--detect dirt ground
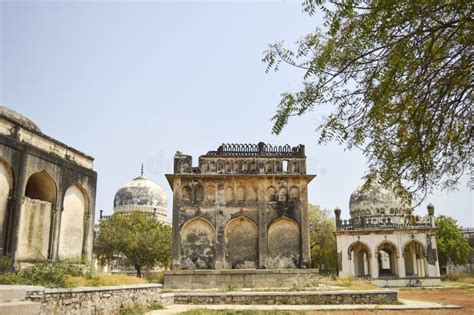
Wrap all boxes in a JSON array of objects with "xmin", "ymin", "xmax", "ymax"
[{"xmin": 306, "ymin": 287, "xmax": 474, "ymax": 315}]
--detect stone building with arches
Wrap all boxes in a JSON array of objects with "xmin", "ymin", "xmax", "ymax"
[
  {"xmin": 0, "ymin": 106, "xmax": 97, "ymax": 266},
  {"xmin": 164, "ymin": 143, "xmax": 316, "ymax": 288},
  {"xmin": 334, "ymin": 181, "xmax": 441, "ymax": 287}
]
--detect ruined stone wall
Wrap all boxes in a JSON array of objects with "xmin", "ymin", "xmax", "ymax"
[
  {"xmin": 0, "ymin": 122, "xmax": 97, "ymax": 264},
  {"xmin": 167, "ymin": 143, "xmax": 315, "ymax": 271}
]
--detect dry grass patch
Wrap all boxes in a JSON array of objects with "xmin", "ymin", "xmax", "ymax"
[
  {"xmin": 65, "ymin": 274, "xmax": 149, "ymax": 287},
  {"xmin": 319, "ymin": 275, "xmax": 377, "ymax": 290}
]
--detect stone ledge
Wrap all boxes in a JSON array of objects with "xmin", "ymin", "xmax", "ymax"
[{"xmin": 165, "ymin": 269, "xmax": 319, "ymax": 275}]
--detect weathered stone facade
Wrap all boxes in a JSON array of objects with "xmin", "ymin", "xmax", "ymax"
[
  {"xmin": 0, "ymin": 106, "xmax": 97, "ymax": 264},
  {"xmin": 334, "ymin": 181, "xmax": 441, "ymax": 287},
  {"xmin": 166, "ymin": 143, "xmax": 315, "ymax": 270}
]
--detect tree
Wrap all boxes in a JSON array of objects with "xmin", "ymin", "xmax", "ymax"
[
  {"xmin": 435, "ymin": 215, "xmax": 472, "ymax": 268},
  {"xmin": 308, "ymin": 204, "xmax": 337, "ymax": 272},
  {"xmin": 263, "ymin": 0, "xmax": 472, "ymax": 204},
  {"xmin": 94, "ymin": 213, "xmax": 172, "ymax": 277}
]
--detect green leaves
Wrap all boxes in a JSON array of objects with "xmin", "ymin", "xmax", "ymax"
[
  {"xmin": 94, "ymin": 213, "xmax": 172, "ymax": 277},
  {"xmin": 309, "ymin": 204, "xmax": 337, "ymax": 271},
  {"xmin": 435, "ymin": 216, "xmax": 473, "ymax": 268},
  {"xmin": 263, "ymin": 0, "xmax": 473, "ymax": 204}
]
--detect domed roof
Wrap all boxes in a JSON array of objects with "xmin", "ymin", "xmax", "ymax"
[
  {"xmin": 113, "ymin": 174, "xmax": 168, "ymax": 216},
  {"xmin": 349, "ymin": 180, "xmax": 408, "ymax": 218},
  {"xmin": 0, "ymin": 106, "xmax": 41, "ymax": 133}
]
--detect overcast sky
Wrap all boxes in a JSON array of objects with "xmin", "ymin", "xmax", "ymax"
[{"xmin": 1, "ymin": 1, "xmax": 472, "ymax": 226}]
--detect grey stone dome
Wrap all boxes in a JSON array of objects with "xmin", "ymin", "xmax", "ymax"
[
  {"xmin": 0, "ymin": 106, "xmax": 41, "ymax": 132},
  {"xmin": 349, "ymin": 181, "xmax": 408, "ymax": 218},
  {"xmin": 113, "ymin": 175, "xmax": 168, "ymax": 216}
]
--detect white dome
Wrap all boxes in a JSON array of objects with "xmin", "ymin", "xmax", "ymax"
[
  {"xmin": 349, "ymin": 181, "xmax": 408, "ymax": 218},
  {"xmin": 113, "ymin": 175, "xmax": 168, "ymax": 216}
]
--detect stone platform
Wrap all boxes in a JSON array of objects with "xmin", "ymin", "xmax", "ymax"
[
  {"xmin": 164, "ymin": 269, "xmax": 319, "ymax": 289},
  {"xmin": 172, "ymin": 290, "xmax": 398, "ymax": 305}
]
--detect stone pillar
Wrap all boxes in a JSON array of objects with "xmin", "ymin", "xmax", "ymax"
[
  {"xmin": 50, "ymin": 176, "xmax": 63, "ymax": 261},
  {"xmin": 215, "ymin": 181, "xmax": 226, "ymax": 270},
  {"xmin": 300, "ymin": 183, "xmax": 311, "ymax": 268},
  {"xmin": 82, "ymin": 187, "xmax": 96, "ymax": 263},
  {"xmin": 257, "ymin": 181, "xmax": 268, "ymax": 268},
  {"xmin": 171, "ymin": 177, "xmax": 182, "ymax": 270},
  {"xmin": 370, "ymin": 253, "xmax": 379, "ymax": 278},
  {"xmin": 397, "ymin": 255, "xmax": 406, "ymax": 278}
]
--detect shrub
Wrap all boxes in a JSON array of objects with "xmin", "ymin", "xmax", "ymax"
[{"xmin": 143, "ymin": 271, "xmax": 164, "ymax": 284}]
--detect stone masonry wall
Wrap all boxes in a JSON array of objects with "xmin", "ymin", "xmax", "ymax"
[{"xmin": 25, "ymin": 284, "xmax": 170, "ymax": 315}]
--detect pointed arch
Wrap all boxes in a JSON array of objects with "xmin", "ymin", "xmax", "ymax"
[
  {"xmin": 224, "ymin": 216, "xmax": 258, "ymax": 268},
  {"xmin": 348, "ymin": 240, "xmax": 371, "ymax": 277},
  {"xmin": 0, "ymin": 159, "xmax": 13, "ymax": 254},
  {"xmin": 403, "ymin": 240, "xmax": 427, "ymax": 277},
  {"xmin": 58, "ymin": 184, "xmax": 88, "ymax": 259},
  {"xmin": 17, "ymin": 170, "xmax": 57, "ymax": 261},
  {"xmin": 267, "ymin": 216, "xmax": 300, "ymax": 268},
  {"xmin": 376, "ymin": 240, "xmax": 399, "ymax": 276},
  {"xmin": 266, "ymin": 186, "xmax": 276, "ymax": 202},
  {"xmin": 180, "ymin": 217, "xmax": 215, "ymax": 269}
]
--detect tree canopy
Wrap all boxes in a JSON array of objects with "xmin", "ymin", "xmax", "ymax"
[
  {"xmin": 435, "ymin": 215, "xmax": 472, "ymax": 268},
  {"xmin": 94, "ymin": 213, "xmax": 172, "ymax": 277},
  {"xmin": 263, "ymin": 0, "xmax": 472, "ymax": 203},
  {"xmin": 308, "ymin": 204, "xmax": 337, "ymax": 272}
]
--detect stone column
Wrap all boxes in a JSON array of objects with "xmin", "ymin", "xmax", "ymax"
[
  {"xmin": 300, "ymin": 183, "xmax": 311, "ymax": 268},
  {"xmin": 171, "ymin": 177, "xmax": 182, "ymax": 270},
  {"xmin": 397, "ymin": 255, "xmax": 406, "ymax": 278},
  {"xmin": 214, "ymin": 181, "xmax": 226, "ymax": 270},
  {"xmin": 370, "ymin": 253, "xmax": 379, "ymax": 278},
  {"xmin": 257, "ymin": 181, "xmax": 267, "ymax": 268},
  {"xmin": 50, "ymin": 174, "xmax": 63, "ymax": 261}
]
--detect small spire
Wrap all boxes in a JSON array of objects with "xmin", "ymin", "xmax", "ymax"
[{"xmin": 141, "ymin": 163, "xmax": 144, "ymax": 176}]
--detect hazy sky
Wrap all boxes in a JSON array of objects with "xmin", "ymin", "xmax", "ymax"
[{"xmin": 1, "ymin": 1, "xmax": 472, "ymax": 226}]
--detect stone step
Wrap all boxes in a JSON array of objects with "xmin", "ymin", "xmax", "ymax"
[
  {"xmin": 0, "ymin": 301, "xmax": 41, "ymax": 315},
  {"xmin": 0, "ymin": 286, "xmax": 27, "ymax": 302}
]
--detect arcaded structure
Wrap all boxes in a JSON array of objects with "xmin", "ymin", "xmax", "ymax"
[
  {"xmin": 0, "ymin": 106, "xmax": 97, "ymax": 264},
  {"xmin": 334, "ymin": 181, "xmax": 441, "ymax": 287},
  {"xmin": 166, "ymin": 142, "xmax": 315, "ymax": 271}
]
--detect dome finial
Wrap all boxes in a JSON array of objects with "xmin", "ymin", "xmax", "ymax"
[{"xmin": 141, "ymin": 163, "xmax": 144, "ymax": 176}]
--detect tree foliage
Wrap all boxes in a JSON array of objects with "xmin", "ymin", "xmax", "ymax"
[
  {"xmin": 435, "ymin": 215, "xmax": 472, "ymax": 268},
  {"xmin": 263, "ymin": 0, "xmax": 473, "ymax": 204},
  {"xmin": 94, "ymin": 213, "xmax": 172, "ymax": 277},
  {"xmin": 308, "ymin": 204, "xmax": 337, "ymax": 271}
]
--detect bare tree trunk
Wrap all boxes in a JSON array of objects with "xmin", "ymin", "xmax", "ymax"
[{"xmin": 135, "ymin": 264, "xmax": 142, "ymax": 278}]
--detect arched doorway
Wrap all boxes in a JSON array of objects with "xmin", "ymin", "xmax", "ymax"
[
  {"xmin": 377, "ymin": 241, "xmax": 399, "ymax": 277},
  {"xmin": 0, "ymin": 160, "xmax": 13, "ymax": 254},
  {"xmin": 404, "ymin": 240, "xmax": 427, "ymax": 277},
  {"xmin": 348, "ymin": 241, "xmax": 371, "ymax": 277},
  {"xmin": 224, "ymin": 217, "xmax": 258, "ymax": 268},
  {"xmin": 267, "ymin": 217, "xmax": 300, "ymax": 268},
  {"xmin": 17, "ymin": 171, "xmax": 56, "ymax": 261},
  {"xmin": 58, "ymin": 184, "xmax": 87, "ymax": 260},
  {"xmin": 180, "ymin": 218, "xmax": 215, "ymax": 269}
]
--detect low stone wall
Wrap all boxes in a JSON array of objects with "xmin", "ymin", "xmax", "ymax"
[
  {"xmin": 173, "ymin": 290, "xmax": 399, "ymax": 305},
  {"xmin": 25, "ymin": 284, "xmax": 171, "ymax": 315},
  {"xmin": 372, "ymin": 277, "xmax": 442, "ymax": 288},
  {"xmin": 165, "ymin": 269, "xmax": 320, "ymax": 289}
]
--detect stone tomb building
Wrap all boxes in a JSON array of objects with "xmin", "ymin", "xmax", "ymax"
[
  {"xmin": 334, "ymin": 181, "xmax": 441, "ymax": 287},
  {"xmin": 0, "ymin": 106, "xmax": 97, "ymax": 265},
  {"xmin": 166, "ymin": 143, "xmax": 315, "ymax": 272}
]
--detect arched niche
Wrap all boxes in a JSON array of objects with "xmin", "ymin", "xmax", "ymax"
[
  {"xmin": 181, "ymin": 186, "xmax": 191, "ymax": 201},
  {"xmin": 348, "ymin": 241, "xmax": 371, "ymax": 277},
  {"xmin": 0, "ymin": 160, "xmax": 13, "ymax": 253},
  {"xmin": 403, "ymin": 240, "xmax": 427, "ymax": 277},
  {"xmin": 194, "ymin": 184, "xmax": 204, "ymax": 203},
  {"xmin": 265, "ymin": 161, "xmax": 272, "ymax": 173},
  {"xmin": 290, "ymin": 186, "xmax": 300, "ymax": 200},
  {"xmin": 247, "ymin": 185, "xmax": 257, "ymax": 201},
  {"xmin": 209, "ymin": 161, "xmax": 216, "ymax": 172},
  {"xmin": 225, "ymin": 186, "xmax": 234, "ymax": 202},
  {"xmin": 225, "ymin": 161, "xmax": 231, "ymax": 173},
  {"xmin": 180, "ymin": 218, "xmax": 215, "ymax": 269},
  {"xmin": 58, "ymin": 184, "xmax": 87, "ymax": 260},
  {"xmin": 278, "ymin": 187, "xmax": 288, "ymax": 202},
  {"xmin": 267, "ymin": 217, "xmax": 300, "ymax": 268},
  {"xmin": 224, "ymin": 217, "xmax": 258, "ymax": 268},
  {"xmin": 266, "ymin": 186, "xmax": 276, "ymax": 202},
  {"xmin": 17, "ymin": 170, "xmax": 57, "ymax": 261},
  {"xmin": 236, "ymin": 186, "xmax": 246, "ymax": 201},
  {"xmin": 200, "ymin": 162, "xmax": 209, "ymax": 173},
  {"xmin": 233, "ymin": 162, "xmax": 240, "ymax": 173},
  {"xmin": 206, "ymin": 185, "xmax": 216, "ymax": 202}
]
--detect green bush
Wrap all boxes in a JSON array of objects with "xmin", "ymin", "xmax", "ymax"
[
  {"xmin": 143, "ymin": 271, "xmax": 164, "ymax": 284},
  {"xmin": 0, "ymin": 260, "xmax": 91, "ymax": 288}
]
